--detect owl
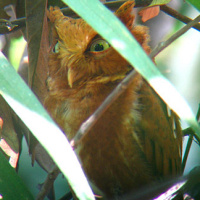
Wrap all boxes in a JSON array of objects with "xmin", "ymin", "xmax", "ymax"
[{"xmin": 45, "ymin": 1, "xmax": 182, "ymax": 199}]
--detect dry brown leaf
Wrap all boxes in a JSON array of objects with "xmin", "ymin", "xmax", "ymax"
[
  {"xmin": 139, "ymin": 6, "xmax": 160, "ymax": 22},
  {"xmin": 26, "ymin": 0, "xmax": 49, "ymax": 99},
  {"xmin": 0, "ymin": 139, "xmax": 19, "ymax": 168},
  {"xmin": 25, "ymin": 0, "xmax": 52, "ymax": 167},
  {"xmin": 0, "ymin": 96, "xmax": 21, "ymax": 168}
]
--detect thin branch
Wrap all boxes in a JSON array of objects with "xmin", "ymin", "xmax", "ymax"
[
  {"xmin": 70, "ymin": 70, "xmax": 137, "ymax": 148},
  {"xmin": 36, "ymin": 166, "xmax": 60, "ymax": 200},
  {"xmin": 160, "ymin": 5, "xmax": 200, "ymax": 32},
  {"xmin": 105, "ymin": 0, "xmax": 153, "ymax": 9},
  {"xmin": 0, "ymin": 1, "xmax": 125, "ymax": 34},
  {"xmin": 182, "ymin": 127, "xmax": 195, "ymax": 137},
  {"xmin": 149, "ymin": 14, "xmax": 200, "ymax": 58},
  {"xmin": 181, "ymin": 134, "xmax": 193, "ymax": 171},
  {"xmin": 4, "ymin": 1, "xmax": 200, "ymax": 34},
  {"xmin": 182, "ymin": 104, "xmax": 200, "ymax": 171}
]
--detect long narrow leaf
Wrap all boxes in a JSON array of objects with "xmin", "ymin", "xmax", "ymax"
[
  {"xmin": 186, "ymin": 0, "xmax": 200, "ymax": 11},
  {"xmin": 0, "ymin": 52, "xmax": 95, "ymax": 200},
  {"xmin": 63, "ymin": 0, "xmax": 200, "ymax": 142},
  {"xmin": 0, "ymin": 151, "xmax": 34, "ymax": 200}
]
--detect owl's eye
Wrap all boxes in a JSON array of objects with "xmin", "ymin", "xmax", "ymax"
[
  {"xmin": 53, "ymin": 42, "xmax": 60, "ymax": 53},
  {"xmin": 90, "ymin": 39, "xmax": 110, "ymax": 52}
]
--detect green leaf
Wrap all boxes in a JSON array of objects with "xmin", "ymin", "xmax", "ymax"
[
  {"xmin": 0, "ymin": 52, "xmax": 95, "ymax": 200},
  {"xmin": 186, "ymin": 0, "xmax": 200, "ymax": 11},
  {"xmin": 148, "ymin": 0, "xmax": 171, "ymax": 7},
  {"xmin": 0, "ymin": 150, "xmax": 34, "ymax": 200},
  {"xmin": 62, "ymin": 0, "xmax": 200, "ymax": 142}
]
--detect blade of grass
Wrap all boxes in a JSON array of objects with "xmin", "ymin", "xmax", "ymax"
[
  {"xmin": 0, "ymin": 52, "xmax": 95, "ymax": 200},
  {"xmin": 62, "ymin": 0, "xmax": 200, "ymax": 143},
  {"xmin": 186, "ymin": 0, "xmax": 200, "ymax": 11},
  {"xmin": 0, "ymin": 150, "xmax": 34, "ymax": 200}
]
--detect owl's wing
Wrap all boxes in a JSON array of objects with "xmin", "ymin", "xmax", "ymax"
[{"xmin": 135, "ymin": 80, "xmax": 182, "ymax": 177}]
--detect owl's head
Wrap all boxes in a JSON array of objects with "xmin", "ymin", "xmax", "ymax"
[{"xmin": 47, "ymin": 1, "xmax": 150, "ymax": 89}]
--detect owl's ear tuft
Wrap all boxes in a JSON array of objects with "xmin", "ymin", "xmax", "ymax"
[
  {"xmin": 115, "ymin": 1, "xmax": 135, "ymax": 30},
  {"xmin": 115, "ymin": 1, "xmax": 151, "ymax": 54},
  {"xmin": 47, "ymin": 6, "xmax": 64, "ymax": 23},
  {"xmin": 131, "ymin": 25, "xmax": 151, "ymax": 54}
]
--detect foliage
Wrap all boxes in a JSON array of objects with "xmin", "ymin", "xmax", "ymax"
[
  {"xmin": 0, "ymin": 51, "xmax": 94, "ymax": 199},
  {"xmin": 0, "ymin": 150, "xmax": 34, "ymax": 199},
  {"xmin": 0, "ymin": 0, "xmax": 200, "ymax": 199},
  {"xmin": 186, "ymin": 0, "xmax": 200, "ymax": 11}
]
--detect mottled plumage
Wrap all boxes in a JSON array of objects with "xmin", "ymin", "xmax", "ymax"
[{"xmin": 45, "ymin": 1, "xmax": 182, "ymax": 199}]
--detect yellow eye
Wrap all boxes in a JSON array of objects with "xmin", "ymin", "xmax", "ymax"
[
  {"xmin": 90, "ymin": 39, "xmax": 110, "ymax": 52},
  {"xmin": 53, "ymin": 42, "xmax": 60, "ymax": 53}
]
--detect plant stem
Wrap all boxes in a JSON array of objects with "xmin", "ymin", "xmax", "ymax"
[
  {"xmin": 150, "ymin": 15, "xmax": 200, "ymax": 58},
  {"xmin": 70, "ymin": 70, "xmax": 137, "ymax": 148},
  {"xmin": 2, "ymin": 2, "xmax": 200, "ymax": 34},
  {"xmin": 160, "ymin": 5, "xmax": 200, "ymax": 31},
  {"xmin": 36, "ymin": 166, "xmax": 60, "ymax": 200},
  {"xmin": 182, "ymin": 104, "xmax": 200, "ymax": 171}
]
